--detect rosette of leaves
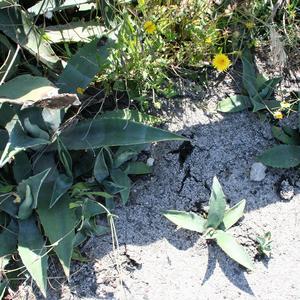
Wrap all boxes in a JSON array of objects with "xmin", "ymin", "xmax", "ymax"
[
  {"xmin": 0, "ymin": 77, "xmax": 184, "ymax": 297},
  {"xmin": 163, "ymin": 177, "xmax": 254, "ymax": 271},
  {"xmin": 217, "ymin": 49, "xmax": 282, "ymax": 113}
]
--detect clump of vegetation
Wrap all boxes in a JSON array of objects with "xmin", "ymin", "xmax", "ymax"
[
  {"xmin": 164, "ymin": 177, "xmax": 254, "ymax": 271},
  {"xmin": 256, "ymin": 231, "xmax": 272, "ymax": 258}
]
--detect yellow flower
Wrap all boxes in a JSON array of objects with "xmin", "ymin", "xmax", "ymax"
[
  {"xmin": 245, "ymin": 21, "xmax": 255, "ymax": 30},
  {"xmin": 144, "ymin": 21, "xmax": 156, "ymax": 34},
  {"xmin": 273, "ymin": 111, "xmax": 283, "ymax": 119},
  {"xmin": 76, "ymin": 87, "xmax": 85, "ymax": 95},
  {"xmin": 212, "ymin": 53, "xmax": 231, "ymax": 72},
  {"xmin": 205, "ymin": 37, "xmax": 212, "ymax": 44},
  {"xmin": 280, "ymin": 101, "xmax": 291, "ymax": 109}
]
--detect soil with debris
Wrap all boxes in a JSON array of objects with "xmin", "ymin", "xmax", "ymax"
[{"xmin": 15, "ymin": 53, "xmax": 300, "ymax": 300}]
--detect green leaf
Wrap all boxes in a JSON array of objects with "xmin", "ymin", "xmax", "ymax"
[
  {"xmin": 23, "ymin": 118, "xmax": 49, "ymax": 140},
  {"xmin": 113, "ymin": 145, "xmax": 144, "ymax": 168},
  {"xmin": 37, "ymin": 185, "xmax": 77, "ymax": 277},
  {"xmin": 110, "ymin": 169, "xmax": 131, "ymax": 204},
  {"xmin": 18, "ymin": 217, "xmax": 48, "ymax": 297},
  {"xmin": 272, "ymin": 126, "xmax": 300, "ymax": 145},
  {"xmin": 0, "ymin": 280, "xmax": 8, "ymax": 300},
  {"xmin": 205, "ymin": 177, "xmax": 226, "ymax": 229},
  {"xmin": 163, "ymin": 210, "xmax": 205, "ymax": 233},
  {"xmin": 0, "ymin": 116, "xmax": 50, "ymax": 167},
  {"xmin": 82, "ymin": 199, "xmax": 106, "ymax": 219},
  {"xmin": 242, "ymin": 49, "xmax": 258, "ymax": 99},
  {"xmin": 124, "ymin": 162, "xmax": 152, "ymax": 175},
  {"xmin": 214, "ymin": 230, "xmax": 254, "ymax": 271},
  {"xmin": 17, "ymin": 168, "xmax": 51, "ymax": 219},
  {"xmin": 58, "ymin": 138, "xmax": 72, "ymax": 178},
  {"xmin": 0, "ymin": 7, "xmax": 61, "ymax": 70},
  {"xmin": 0, "ymin": 220, "xmax": 18, "ymax": 257},
  {"xmin": 59, "ymin": 118, "xmax": 186, "ymax": 150},
  {"xmin": 258, "ymin": 77, "xmax": 282, "ymax": 100},
  {"xmin": 49, "ymin": 174, "xmax": 73, "ymax": 208},
  {"xmin": 257, "ymin": 145, "xmax": 300, "ymax": 168},
  {"xmin": 0, "ymin": 75, "xmax": 56, "ymax": 106},
  {"xmin": 222, "ymin": 199, "xmax": 246, "ymax": 230},
  {"xmin": 217, "ymin": 95, "xmax": 251, "ymax": 113},
  {"xmin": 94, "ymin": 148, "xmax": 110, "ymax": 183},
  {"xmin": 45, "ymin": 21, "xmax": 105, "ymax": 43},
  {"xmin": 0, "ymin": 194, "xmax": 18, "ymax": 217},
  {"xmin": 57, "ymin": 37, "xmax": 115, "ymax": 93},
  {"xmin": 13, "ymin": 152, "xmax": 32, "ymax": 183}
]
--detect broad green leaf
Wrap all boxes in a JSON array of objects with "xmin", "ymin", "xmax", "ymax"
[
  {"xmin": 217, "ymin": 95, "xmax": 251, "ymax": 113},
  {"xmin": 0, "ymin": 220, "xmax": 18, "ymax": 257},
  {"xmin": 100, "ymin": 108, "xmax": 161, "ymax": 125},
  {"xmin": 0, "ymin": 280, "xmax": 7, "ymax": 300},
  {"xmin": 0, "ymin": 194, "xmax": 18, "ymax": 217},
  {"xmin": 23, "ymin": 118, "xmax": 49, "ymax": 140},
  {"xmin": 59, "ymin": 118, "xmax": 185, "ymax": 150},
  {"xmin": 0, "ymin": 103, "xmax": 17, "ymax": 127},
  {"xmin": 17, "ymin": 168, "xmax": 51, "ymax": 218},
  {"xmin": 83, "ymin": 199, "xmax": 106, "ymax": 219},
  {"xmin": 49, "ymin": 174, "xmax": 73, "ymax": 208},
  {"xmin": 0, "ymin": 75, "xmax": 56, "ymax": 106},
  {"xmin": 110, "ymin": 169, "xmax": 131, "ymax": 204},
  {"xmin": 113, "ymin": 145, "xmax": 144, "ymax": 168},
  {"xmin": 57, "ymin": 37, "xmax": 115, "ymax": 93},
  {"xmin": 257, "ymin": 145, "xmax": 300, "ymax": 168},
  {"xmin": 102, "ymin": 180, "xmax": 126, "ymax": 195},
  {"xmin": 45, "ymin": 21, "xmax": 105, "ymax": 43},
  {"xmin": 37, "ymin": 185, "xmax": 77, "ymax": 277},
  {"xmin": 214, "ymin": 230, "xmax": 254, "ymax": 270},
  {"xmin": 272, "ymin": 126, "xmax": 300, "ymax": 145},
  {"xmin": 163, "ymin": 210, "xmax": 205, "ymax": 233},
  {"xmin": 13, "ymin": 152, "xmax": 32, "ymax": 183},
  {"xmin": 0, "ymin": 7, "xmax": 61, "ymax": 70},
  {"xmin": 255, "ymin": 74, "xmax": 268, "ymax": 90},
  {"xmin": 18, "ymin": 217, "xmax": 48, "ymax": 297},
  {"xmin": 42, "ymin": 108, "xmax": 65, "ymax": 132},
  {"xmin": 0, "ymin": 129, "xmax": 8, "ymax": 151},
  {"xmin": 73, "ymin": 231, "xmax": 87, "ymax": 248},
  {"xmin": 94, "ymin": 149, "xmax": 110, "ymax": 183},
  {"xmin": 222, "ymin": 199, "xmax": 246, "ymax": 230},
  {"xmin": 58, "ymin": 138, "xmax": 72, "ymax": 178},
  {"xmin": 205, "ymin": 177, "xmax": 226, "ymax": 229},
  {"xmin": 242, "ymin": 49, "xmax": 258, "ymax": 99},
  {"xmin": 258, "ymin": 77, "xmax": 282, "ymax": 100},
  {"xmin": 0, "ymin": 117, "xmax": 50, "ymax": 167},
  {"xmin": 124, "ymin": 162, "xmax": 152, "ymax": 175}
]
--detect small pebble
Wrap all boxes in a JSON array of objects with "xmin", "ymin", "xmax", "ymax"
[
  {"xmin": 280, "ymin": 180, "xmax": 294, "ymax": 200},
  {"xmin": 250, "ymin": 162, "xmax": 267, "ymax": 181},
  {"xmin": 147, "ymin": 157, "xmax": 155, "ymax": 167}
]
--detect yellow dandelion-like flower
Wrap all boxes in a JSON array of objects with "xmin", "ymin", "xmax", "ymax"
[
  {"xmin": 205, "ymin": 37, "xmax": 212, "ymax": 44},
  {"xmin": 144, "ymin": 21, "xmax": 156, "ymax": 34},
  {"xmin": 76, "ymin": 87, "xmax": 85, "ymax": 95},
  {"xmin": 245, "ymin": 21, "xmax": 255, "ymax": 30},
  {"xmin": 273, "ymin": 111, "xmax": 283, "ymax": 119},
  {"xmin": 212, "ymin": 53, "xmax": 231, "ymax": 72}
]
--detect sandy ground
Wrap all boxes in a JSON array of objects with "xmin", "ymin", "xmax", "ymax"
[{"xmin": 15, "ymin": 56, "xmax": 300, "ymax": 300}]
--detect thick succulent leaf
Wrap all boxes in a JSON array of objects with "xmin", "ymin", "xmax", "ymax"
[
  {"xmin": 242, "ymin": 49, "xmax": 258, "ymax": 99},
  {"xmin": 0, "ymin": 75, "xmax": 56, "ymax": 106},
  {"xmin": 124, "ymin": 162, "xmax": 152, "ymax": 175},
  {"xmin": 222, "ymin": 199, "xmax": 246, "ymax": 230},
  {"xmin": 37, "ymin": 185, "xmax": 77, "ymax": 277},
  {"xmin": 0, "ymin": 220, "xmax": 18, "ymax": 257},
  {"xmin": 45, "ymin": 21, "xmax": 105, "ymax": 43},
  {"xmin": 58, "ymin": 139, "xmax": 72, "ymax": 177},
  {"xmin": 205, "ymin": 177, "xmax": 226, "ymax": 229},
  {"xmin": 13, "ymin": 152, "xmax": 32, "ymax": 183},
  {"xmin": 100, "ymin": 108, "xmax": 161, "ymax": 125},
  {"xmin": 0, "ymin": 117, "xmax": 50, "ymax": 167},
  {"xmin": 28, "ymin": 0, "xmax": 93, "ymax": 14},
  {"xmin": 57, "ymin": 37, "xmax": 115, "ymax": 93},
  {"xmin": 258, "ymin": 77, "xmax": 282, "ymax": 100},
  {"xmin": 163, "ymin": 210, "xmax": 205, "ymax": 233},
  {"xmin": 257, "ymin": 145, "xmax": 300, "ymax": 168},
  {"xmin": 272, "ymin": 126, "xmax": 300, "ymax": 145},
  {"xmin": 0, "ymin": 7, "xmax": 61, "ymax": 70},
  {"xmin": 94, "ymin": 148, "xmax": 110, "ymax": 183},
  {"xmin": 217, "ymin": 95, "xmax": 251, "ymax": 113},
  {"xmin": 17, "ymin": 168, "xmax": 51, "ymax": 212},
  {"xmin": 18, "ymin": 217, "xmax": 48, "ymax": 297},
  {"xmin": 49, "ymin": 174, "xmax": 73, "ymax": 208},
  {"xmin": 110, "ymin": 169, "xmax": 131, "ymax": 204},
  {"xmin": 214, "ymin": 230, "xmax": 254, "ymax": 271},
  {"xmin": 60, "ymin": 118, "xmax": 185, "ymax": 150}
]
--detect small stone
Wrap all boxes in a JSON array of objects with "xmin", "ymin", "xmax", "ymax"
[
  {"xmin": 280, "ymin": 180, "xmax": 294, "ymax": 200},
  {"xmin": 250, "ymin": 162, "xmax": 267, "ymax": 181},
  {"xmin": 147, "ymin": 157, "xmax": 155, "ymax": 167}
]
